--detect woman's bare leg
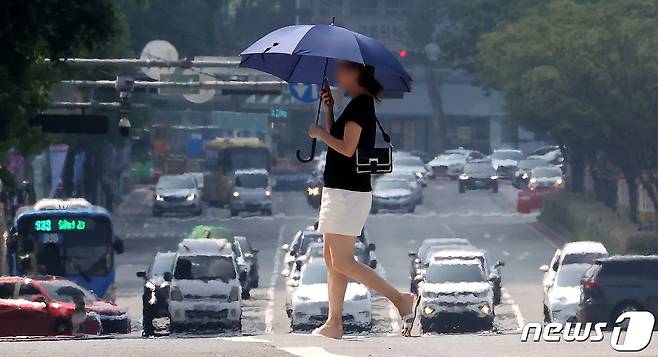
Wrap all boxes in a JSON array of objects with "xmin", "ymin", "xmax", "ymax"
[
  {"xmin": 315, "ymin": 237, "xmax": 348, "ymax": 339},
  {"xmin": 324, "ymin": 234, "xmax": 415, "ymax": 330}
]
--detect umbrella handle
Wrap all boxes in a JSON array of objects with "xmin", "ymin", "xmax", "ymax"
[{"xmin": 296, "ymin": 139, "xmax": 317, "ymax": 163}]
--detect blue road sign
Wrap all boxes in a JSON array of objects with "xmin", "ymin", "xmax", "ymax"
[{"xmin": 289, "ymin": 83, "xmax": 320, "ymax": 103}]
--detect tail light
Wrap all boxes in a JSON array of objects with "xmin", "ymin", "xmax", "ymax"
[
  {"xmin": 170, "ymin": 286, "xmax": 183, "ymax": 301},
  {"xmin": 228, "ymin": 287, "xmax": 239, "ymax": 303},
  {"xmin": 582, "ymin": 279, "xmax": 599, "ymax": 289}
]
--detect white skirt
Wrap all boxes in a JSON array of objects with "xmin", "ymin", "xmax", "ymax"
[{"xmin": 318, "ymin": 187, "xmax": 372, "ymax": 236}]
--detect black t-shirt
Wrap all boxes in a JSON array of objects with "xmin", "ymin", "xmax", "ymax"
[{"xmin": 323, "ymin": 95, "xmax": 376, "ymax": 192}]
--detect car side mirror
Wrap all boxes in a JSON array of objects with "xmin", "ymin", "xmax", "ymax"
[
  {"xmin": 136, "ymin": 271, "xmax": 146, "ymax": 279},
  {"xmin": 31, "ymin": 295, "xmax": 47, "ymax": 303},
  {"xmin": 408, "ymin": 252, "xmax": 417, "ymax": 258},
  {"xmin": 280, "ymin": 244, "xmax": 289, "ymax": 251},
  {"xmin": 552, "ymin": 261, "xmax": 559, "ymax": 272},
  {"xmin": 295, "ymin": 260, "xmax": 303, "ymax": 271},
  {"xmin": 488, "ymin": 272, "xmax": 500, "ymax": 282},
  {"xmin": 494, "ymin": 260, "xmax": 505, "ymax": 268},
  {"xmin": 252, "ymin": 248, "xmax": 259, "ymax": 254},
  {"xmin": 163, "ymin": 272, "xmax": 173, "ymax": 282},
  {"xmin": 369, "ymin": 259, "xmax": 378, "ymax": 269},
  {"xmin": 539, "ymin": 265, "xmax": 549, "ymax": 273},
  {"xmin": 368, "ymin": 243, "xmax": 376, "ymax": 251},
  {"xmin": 113, "ymin": 238, "xmax": 125, "ymax": 254},
  {"xmin": 281, "ymin": 269, "xmax": 290, "ymax": 278}
]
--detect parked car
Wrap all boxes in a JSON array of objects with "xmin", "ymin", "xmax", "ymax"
[
  {"xmin": 512, "ymin": 158, "xmax": 549, "ymax": 188},
  {"xmin": 528, "ymin": 166, "xmax": 564, "ymax": 190},
  {"xmin": 287, "ymin": 261, "xmax": 372, "ymax": 331},
  {"xmin": 459, "ymin": 161, "xmax": 499, "ymax": 193},
  {"xmin": 418, "ymin": 259, "xmax": 495, "ymax": 332},
  {"xmin": 527, "ymin": 146, "xmax": 564, "ymax": 168},
  {"xmin": 491, "ymin": 149, "xmax": 523, "ymax": 179},
  {"xmin": 372, "ymin": 178, "xmax": 418, "ymax": 213},
  {"xmin": 543, "ymin": 263, "xmax": 591, "ymax": 323},
  {"xmin": 0, "ymin": 276, "xmax": 127, "ymax": 336},
  {"xmin": 540, "ymin": 241, "xmax": 608, "ymax": 295},
  {"xmin": 153, "ymin": 174, "xmax": 203, "ymax": 217},
  {"xmin": 137, "ymin": 252, "xmax": 176, "ymax": 337},
  {"xmin": 408, "ymin": 238, "xmax": 474, "ymax": 294},
  {"xmin": 578, "ymin": 255, "xmax": 658, "ymax": 327},
  {"xmin": 230, "ymin": 169, "xmax": 272, "ymax": 216},
  {"xmin": 168, "ymin": 239, "xmax": 242, "ymax": 332},
  {"xmin": 426, "ymin": 149, "xmax": 485, "ymax": 179}
]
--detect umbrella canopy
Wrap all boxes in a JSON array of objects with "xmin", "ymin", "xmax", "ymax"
[{"xmin": 240, "ymin": 24, "xmax": 412, "ymax": 92}]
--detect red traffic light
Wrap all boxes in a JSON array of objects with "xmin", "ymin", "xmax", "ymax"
[{"xmin": 399, "ymin": 49, "xmax": 408, "ymax": 58}]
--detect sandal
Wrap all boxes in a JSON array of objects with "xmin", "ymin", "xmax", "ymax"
[{"xmin": 401, "ymin": 294, "xmax": 421, "ymax": 337}]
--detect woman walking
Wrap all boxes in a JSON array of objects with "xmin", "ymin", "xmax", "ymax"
[{"xmin": 308, "ymin": 61, "xmax": 417, "ymax": 339}]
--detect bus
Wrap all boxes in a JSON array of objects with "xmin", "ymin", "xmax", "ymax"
[
  {"xmin": 8, "ymin": 198, "xmax": 124, "ymax": 301},
  {"xmin": 204, "ymin": 137, "xmax": 270, "ymax": 206}
]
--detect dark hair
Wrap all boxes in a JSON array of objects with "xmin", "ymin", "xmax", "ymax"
[{"xmin": 345, "ymin": 62, "xmax": 383, "ymax": 101}]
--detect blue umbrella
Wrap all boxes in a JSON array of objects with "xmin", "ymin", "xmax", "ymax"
[{"xmin": 240, "ymin": 20, "xmax": 412, "ymax": 162}]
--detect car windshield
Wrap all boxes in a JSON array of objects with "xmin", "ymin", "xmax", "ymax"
[
  {"xmin": 518, "ymin": 159, "xmax": 548, "ymax": 170},
  {"xmin": 395, "ymin": 157, "xmax": 423, "ymax": 166},
  {"xmin": 375, "ymin": 180, "xmax": 410, "ymax": 191},
  {"xmin": 301, "ymin": 264, "xmax": 328, "ymax": 285},
  {"xmin": 556, "ymin": 264, "xmax": 591, "ymax": 287},
  {"xmin": 308, "ymin": 245, "xmax": 324, "ymax": 258},
  {"xmin": 426, "ymin": 263, "xmax": 485, "ymax": 283},
  {"xmin": 158, "ymin": 176, "xmax": 196, "ymax": 189},
  {"xmin": 464, "ymin": 163, "xmax": 495, "ymax": 175},
  {"xmin": 531, "ymin": 167, "xmax": 562, "ymax": 178},
  {"xmin": 492, "ymin": 151, "xmax": 523, "ymax": 161},
  {"xmin": 298, "ymin": 233, "xmax": 323, "ymax": 255},
  {"xmin": 41, "ymin": 281, "xmax": 96, "ymax": 303},
  {"xmin": 173, "ymin": 255, "xmax": 236, "ymax": 281},
  {"xmin": 150, "ymin": 254, "xmax": 175, "ymax": 277},
  {"xmin": 562, "ymin": 252, "xmax": 607, "ymax": 265},
  {"xmin": 235, "ymin": 173, "xmax": 268, "ymax": 188}
]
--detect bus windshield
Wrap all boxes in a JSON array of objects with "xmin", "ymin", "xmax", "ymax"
[{"xmin": 17, "ymin": 215, "xmax": 113, "ymax": 277}]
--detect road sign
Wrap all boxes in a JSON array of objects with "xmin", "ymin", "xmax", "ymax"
[{"xmin": 289, "ymin": 82, "xmax": 320, "ymax": 103}]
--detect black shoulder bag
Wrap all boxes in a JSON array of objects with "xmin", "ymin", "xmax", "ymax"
[{"xmin": 355, "ymin": 116, "xmax": 393, "ymax": 174}]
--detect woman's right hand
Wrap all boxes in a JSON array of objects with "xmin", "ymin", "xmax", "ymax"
[{"xmin": 320, "ymin": 86, "xmax": 334, "ymax": 113}]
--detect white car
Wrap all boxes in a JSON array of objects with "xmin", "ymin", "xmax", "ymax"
[
  {"xmin": 543, "ymin": 263, "xmax": 591, "ymax": 323},
  {"xmin": 288, "ymin": 261, "xmax": 372, "ymax": 331},
  {"xmin": 540, "ymin": 241, "xmax": 608, "ymax": 293},
  {"xmin": 491, "ymin": 149, "xmax": 523, "ymax": 179},
  {"xmin": 426, "ymin": 149, "xmax": 485, "ymax": 179},
  {"xmin": 528, "ymin": 166, "xmax": 564, "ymax": 190},
  {"xmin": 168, "ymin": 239, "xmax": 242, "ymax": 332},
  {"xmin": 419, "ymin": 259, "xmax": 495, "ymax": 332},
  {"xmin": 393, "ymin": 155, "xmax": 429, "ymax": 186}
]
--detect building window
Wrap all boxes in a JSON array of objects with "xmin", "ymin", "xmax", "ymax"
[{"xmin": 351, "ymin": 0, "xmax": 379, "ymax": 15}]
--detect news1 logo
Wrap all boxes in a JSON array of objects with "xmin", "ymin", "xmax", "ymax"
[{"xmin": 521, "ymin": 311, "xmax": 655, "ymax": 352}]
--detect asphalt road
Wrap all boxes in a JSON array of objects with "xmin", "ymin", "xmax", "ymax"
[{"xmin": 3, "ymin": 179, "xmax": 657, "ymax": 356}]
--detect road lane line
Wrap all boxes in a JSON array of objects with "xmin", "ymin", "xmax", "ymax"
[
  {"xmin": 281, "ymin": 347, "xmax": 352, "ymax": 357},
  {"xmin": 526, "ymin": 223, "xmax": 559, "ymax": 249},
  {"xmin": 501, "ymin": 287, "xmax": 526, "ymax": 332},
  {"xmin": 441, "ymin": 222, "xmax": 456, "ymax": 236},
  {"xmin": 265, "ymin": 224, "xmax": 287, "ymax": 334}
]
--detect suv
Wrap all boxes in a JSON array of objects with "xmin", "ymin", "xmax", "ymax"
[
  {"xmin": 577, "ymin": 256, "xmax": 658, "ymax": 326},
  {"xmin": 229, "ymin": 169, "xmax": 272, "ymax": 216},
  {"xmin": 153, "ymin": 175, "xmax": 203, "ymax": 216}
]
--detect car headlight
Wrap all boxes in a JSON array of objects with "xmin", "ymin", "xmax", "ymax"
[
  {"xmin": 186, "ymin": 194, "xmax": 196, "ymax": 201},
  {"xmin": 480, "ymin": 303, "xmax": 491, "ymax": 315},
  {"xmin": 353, "ymin": 293, "xmax": 369, "ymax": 301},
  {"xmin": 265, "ymin": 190, "xmax": 272, "ymax": 197},
  {"xmin": 529, "ymin": 178, "xmax": 538, "ymax": 184},
  {"xmin": 307, "ymin": 187, "xmax": 320, "ymax": 196},
  {"xmin": 415, "ymin": 171, "xmax": 423, "ymax": 178},
  {"xmin": 554, "ymin": 178, "xmax": 563, "ymax": 186},
  {"xmin": 232, "ymin": 191, "xmax": 240, "ymax": 198},
  {"xmin": 522, "ymin": 173, "xmax": 529, "ymax": 179},
  {"xmin": 459, "ymin": 174, "xmax": 469, "ymax": 180},
  {"xmin": 155, "ymin": 194, "xmax": 164, "ymax": 201},
  {"xmin": 490, "ymin": 175, "xmax": 498, "ymax": 180},
  {"xmin": 424, "ymin": 306, "xmax": 435, "ymax": 315}
]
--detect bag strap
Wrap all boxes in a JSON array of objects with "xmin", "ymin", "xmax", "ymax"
[{"xmin": 373, "ymin": 116, "xmax": 392, "ymax": 146}]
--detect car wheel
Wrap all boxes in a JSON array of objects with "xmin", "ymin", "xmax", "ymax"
[
  {"xmin": 53, "ymin": 319, "xmax": 72, "ymax": 335},
  {"xmin": 543, "ymin": 305, "xmax": 551, "ymax": 323},
  {"xmin": 152, "ymin": 210, "xmax": 162, "ymax": 217},
  {"xmin": 459, "ymin": 185, "xmax": 465, "ymax": 193},
  {"xmin": 230, "ymin": 209, "xmax": 238, "ymax": 217},
  {"xmin": 492, "ymin": 185, "xmax": 499, "ymax": 193},
  {"xmin": 262, "ymin": 209, "xmax": 272, "ymax": 216},
  {"xmin": 611, "ymin": 302, "xmax": 641, "ymax": 328},
  {"xmin": 371, "ymin": 207, "xmax": 378, "ymax": 214},
  {"xmin": 195, "ymin": 208, "xmax": 203, "ymax": 216},
  {"xmin": 251, "ymin": 273, "xmax": 259, "ymax": 288},
  {"xmin": 420, "ymin": 317, "xmax": 432, "ymax": 333},
  {"xmin": 481, "ymin": 317, "xmax": 494, "ymax": 331},
  {"xmin": 408, "ymin": 205, "xmax": 416, "ymax": 213},
  {"xmin": 241, "ymin": 289, "xmax": 251, "ymax": 300},
  {"xmin": 493, "ymin": 289, "xmax": 501, "ymax": 305}
]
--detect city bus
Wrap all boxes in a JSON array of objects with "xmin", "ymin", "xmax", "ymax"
[
  {"xmin": 8, "ymin": 198, "xmax": 124, "ymax": 301},
  {"xmin": 204, "ymin": 137, "xmax": 270, "ymax": 206}
]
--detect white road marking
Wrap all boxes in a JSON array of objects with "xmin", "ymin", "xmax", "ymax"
[
  {"xmin": 441, "ymin": 222, "xmax": 456, "ymax": 236},
  {"xmin": 265, "ymin": 224, "xmax": 287, "ymax": 334},
  {"xmin": 281, "ymin": 347, "xmax": 352, "ymax": 357},
  {"xmin": 501, "ymin": 287, "xmax": 526, "ymax": 332},
  {"xmin": 375, "ymin": 263, "xmax": 400, "ymax": 333},
  {"xmin": 219, "ymin": 336, "xmax": 270, "ymax": 343}
]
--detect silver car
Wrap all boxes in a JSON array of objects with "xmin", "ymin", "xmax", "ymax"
[
  {"xmin": 229, "ymin": 169, "xmax": 273, "ymax": 216},
  {"xmin": 153, "ymin": 175, "xmax": 202, "ymax": 216},
  {"xmin": 372, "ymin": 178, "xmax": 418, "ymax": 213}
]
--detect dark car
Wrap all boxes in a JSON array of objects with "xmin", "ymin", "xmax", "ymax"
[
  {"xmin": 512, "ymin": 158, "xmax": 548, "ymax": 188},
  {"xmin": 305, "ymin": 176, "xmax": 322, "ymax": 209},
  {"xmin": 137, "ymin": 252, "xmax": 176, "ymax": 337},
  {"xmin": 458, "ymin": 161, "xmax": 499, "ymax": 193},
  {"xmin": 408, "ymin": 238, "xmax": 474, "ymax": 294},
  {"xmin": 234, "ymin": 235, "xmax": 260, "ymax": 288},
  {"xmin": 577, "ymin": 255, "xmax": 658, "ymax": 327}
]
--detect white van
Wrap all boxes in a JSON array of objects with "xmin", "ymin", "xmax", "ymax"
[{"xmin": 168, "ymin": 239, "xmax": 242, "ymax": 332}]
